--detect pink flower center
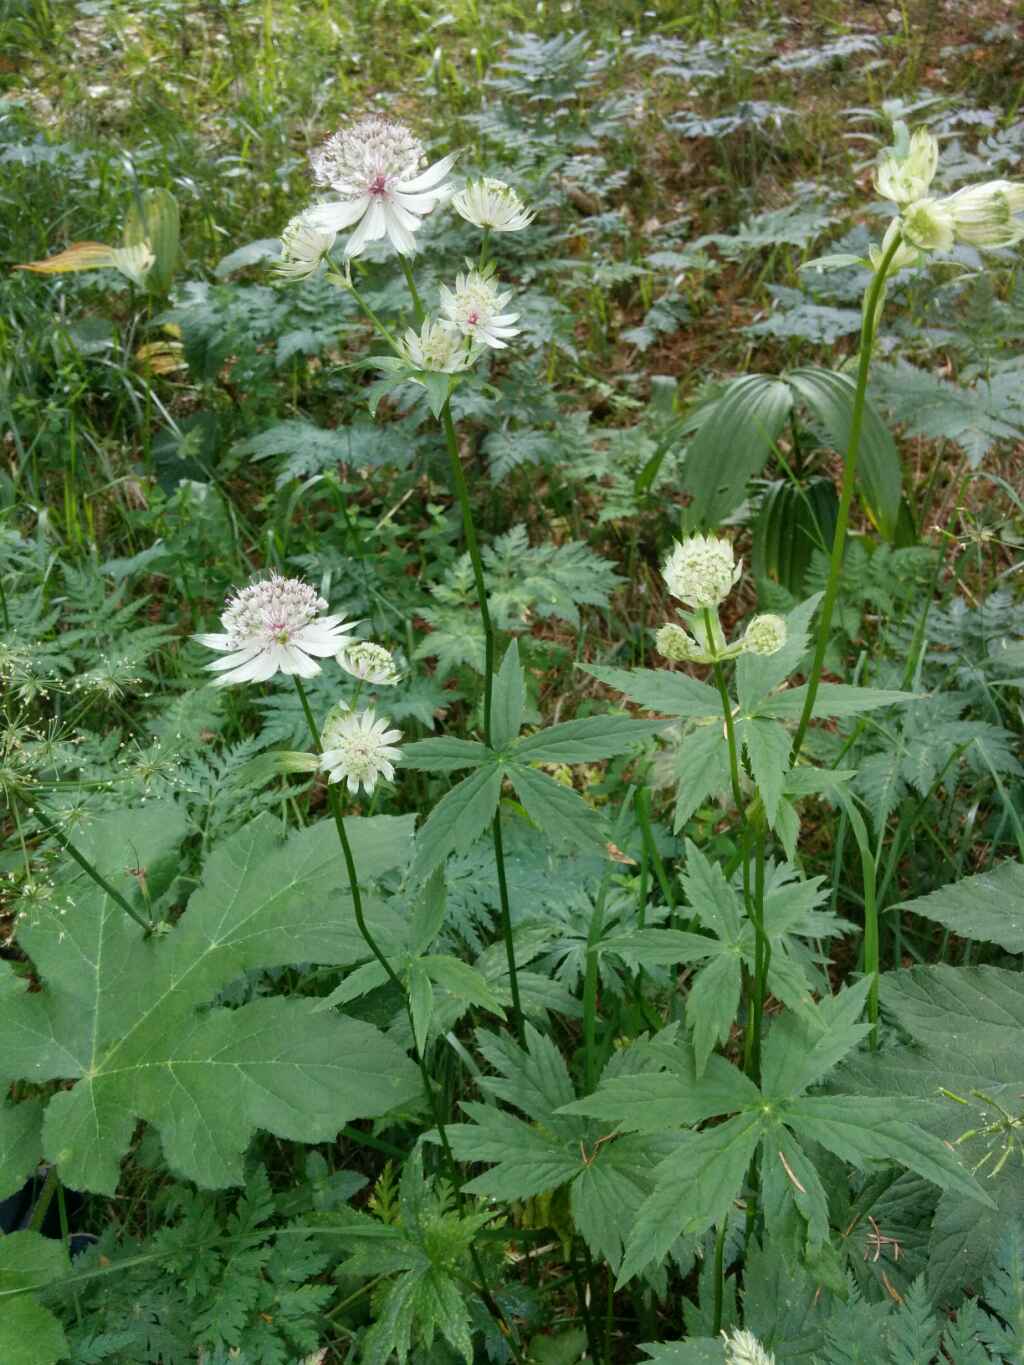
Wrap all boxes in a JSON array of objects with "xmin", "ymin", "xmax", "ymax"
[
  {"xmin": 466, "ymin": 309, "xmax": 480, "ymax": 326},
  {"xmin": 368, "ymin": 174, "xmax": 389, "ymax": 197}
]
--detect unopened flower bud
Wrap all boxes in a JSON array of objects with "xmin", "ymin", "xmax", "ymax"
[
  {"xmin": 656, "ymin": 623, "xmax": 702, "ymax": 662},
  {"xmin": 743, "ymin": 614, "xmax": 787, "ymax": 657},
  {"xmin": 941, "ymin": 179, "xmax": 1024, "ymax": 248}
]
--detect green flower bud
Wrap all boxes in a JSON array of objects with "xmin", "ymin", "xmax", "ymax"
[{"xmin": 743, "ymin": 614, "xmax": 787, "ymax": 657}]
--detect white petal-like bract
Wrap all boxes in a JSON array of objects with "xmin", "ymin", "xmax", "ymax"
[{"xmin": 321, "ymin": 705, "xmax": 403, "ymax": 795}]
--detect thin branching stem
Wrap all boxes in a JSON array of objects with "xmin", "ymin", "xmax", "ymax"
[{"xmin": 790, "ymin": 230, "xmax": 905, "ymax": 761}]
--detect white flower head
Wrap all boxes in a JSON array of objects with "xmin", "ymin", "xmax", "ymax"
[
  {"xmin": 875, "ymin": 126, "xmax": 938, "ymax": 206},
  {"xmin": 399, "ymin": 318, "xmax": 478, "ymax": 373},
  {"xmin": 275, "ymin": 214, "xmax": 336, "ymax": 281},
  {"xmin": 743, "ymin": 613, "xmax": 788, "ymax": 657},
  {"xmin": 452, "ymin": 178, "xmax": 535, "ymax": 232},
  {"xmin": 663, "ymin": 534, "xmax": 741, "ymax": 610},
  {"xmin": 194, "ymin": 574, "xmax": 355, "ymax": 687},
  {"xmin": 900, "ymin": 196, "xmax": 955, "ymax": 253},
  {"xmin": 940, "ymin": 179, "xmax": 1024, "ymax": 248},
  {"xmin": 304, "ymin": 115, "xmax": 457, "ymax": 258},
  {"xmin": 338, "ymin": 641, "xmax": 402, "ymax": 686},
  {"xmin": 439, "ymin": 266, "xmax": 520, "ymax": 349},
  {"xmin": 722, "ymin": 1328, "xmax": 775, "ymax": 1365},
  {"xmin": 321, "ymin": 705, "xmax": 402, "ymax": 795}
]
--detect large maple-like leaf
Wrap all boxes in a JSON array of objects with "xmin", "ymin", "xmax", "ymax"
[{"xmin": 0, "ymin": 803, "xmax": 420, "ymax": 1195}]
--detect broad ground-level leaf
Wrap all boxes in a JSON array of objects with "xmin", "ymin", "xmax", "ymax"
[
  {"xmin": 894, "ymin": 860, "xmax": 1024, "ymax": 953},
  {"xmin": 839, "ymin": 965, "xmax": 1024, "ymax": 1304},
  {"xmin": 0, "ymin": 1095, "xmax": 42, "ymax": 1201},
  {"xmin": 0, "ymin": 1231, "xmax": 70, "ymax": 1365},
  {"xmin": 0, "ymin": 805, "xmax": 419, "ymax": 1194}
]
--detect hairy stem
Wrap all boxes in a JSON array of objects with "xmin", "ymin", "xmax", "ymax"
[{"xmin": 789, "ymin": 231, "xmax": 904, "ymax": 761}]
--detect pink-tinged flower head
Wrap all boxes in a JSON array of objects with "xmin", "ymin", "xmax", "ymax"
[
  {"xmin": 303, "ymin": 116, "xmax": 457, "ymax": 258},
  {"xmin": 439, "ymin": 267, "xmax": 520, "ymax": 350},
  {"xmin": 194, "ymin": 574, "xmax": 355, "ymax": 686}
]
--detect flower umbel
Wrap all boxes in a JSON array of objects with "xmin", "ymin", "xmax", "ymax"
[
  {"xmin": 663, "ymin": 534, "xmax": 741, "ymax": 610},
  {"xmin": 194, "ymin": 574, "xmax": 355, "ymax": 687},
  {"xmin": 439, "ymin": 266, "xmax": 520, "ymax": 349},
  {"xmin": 321, "ymin": 706, "xmax": 402, "ymax": 795},
  {"xmin": 275, "ymin": 214, "xmax": 336, "ymax": 281},
  {"xmin": 722, "ymin": 1329, "xmax": 775, "ymax": 1365},
  {"xmin": 304, "ymin": 116, "xmax": 456, "ymax": 258},
  {"xmin": 399, "ymin": 318, "xmax": 478, "ymax": 373},
  {"xmin": 338, "ymin": 642, "xmax": 402, "ymax": 686},
  {"xmin": 655, "ymin": 623, "xmax": 705, "ymax": 663},
  {"xmin": 452, "ymin": 178, "xmax": 535, "ymax": 232},
  {"xmin": 941, "ymin": 180, "xmax": 1024, "ymax": 248},
  {"xmin": 874, "ymin": 126, "xmax": 939, "ymax": 206},
  {"xmin": 742, "ymin": 613, "xmax": 787, "ymax": 657}
]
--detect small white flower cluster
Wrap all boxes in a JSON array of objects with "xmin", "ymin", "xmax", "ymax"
[
  {"xmin": 194, "ymin": 574, "xmax": 404, "ymax": 795},
  {"xmin": 275, "ymin": 117, "xmax": 533, "ymax": 275},
  {"xmin": 398, "ymin": 264, "xmax": 522, "ymax": 373},
  {"xmin": 722, "ymin": 1328, "xmax": 775, "ymax": 1365},
  {"xmin": 656, "ymin": 535, "xmax": 787, "ymax": 665},
  {"xmin": 874, "ymin": 125, "xmax": 1024, "ymax": 262}
]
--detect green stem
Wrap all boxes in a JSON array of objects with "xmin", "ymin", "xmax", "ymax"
[
  {"xmin": 23, "ymin": 795, "xmax": 152, "ymax": 932},
  {"xmin": 478, "ymin": 227, "xmax": 491, "ymax": 271},
  {"xmin": 400, "ymin": 255, "xmax": 425, "ymax": 325},
  {"xmin": 28, "ymin": 1165, "xmax": 60, "ymax": 1233},
  {"xmin": 439, "ymin": 402, "xmax": 524, "ymax": 1044},
  {"xmin": 583, "ymin": 863, "xmax": 614, "ymax": 1094},
  {"xmin": 341, "ymin": 275, "xmax": 401, "ymax": 352},
  {"xmin": 706, "ymin": 613, "xmax": 743, "ymax": 811},
  {"xmin": 711, "ymin": 1219, "xmax": 727, "ymax": 1336},
  {"xmin": 789, "ymin": 230, "xmax": 904, "ymax": 762},
  {"xmin": 292, "ymin": 678, "xmax": 521, "ymax": 1355}
]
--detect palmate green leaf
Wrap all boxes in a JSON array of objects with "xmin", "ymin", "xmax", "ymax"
[
  {"xmin": 0, "ymin": 805, "xmax": 420, "ymax": 1194},
  {"xmin": 640, "ymin": 1342, "xmax": 724, "ymax": 1365},
  {"xmin": 580, "ymin": 664, "xmax": 720, "ymax": 719},
  {"xmin": 513, "ymin": 715, "xmax": 667, "ymax": 762},
  {"xmin": 507, "ymin": 763, "xmax": 606, "ymax": 849},
  {"xmin": 740, "ymin": 716, "xmax": 791, "ymax": 827},
  {"xmin": 618, "ymin": 1113, "xmax": 764, "ymax": 1284},
  {"xmin": 893, "ymin": 860, "xmax": 1024, "ymax": 953},
  {"xmin": 673, "ymin": 723, "xmax": 732, "ymax": 831},
  {"xmin": 562, "ymin": 1048, "xmax": 760, "ymax": 1132},
  {"xmin": 410, "ymin": 762, "xmax": 504, "ymax": 881},
  {"xmin": 755, "ymin": 683, "xmax": 921, "ymax": 721},
  {"xmin": 401, "ymin": 737, "xmax": 491, "ymax": 772},
  {"xmin": 491, "ymin": 640, "xmax": 526, "ymax": 750}
]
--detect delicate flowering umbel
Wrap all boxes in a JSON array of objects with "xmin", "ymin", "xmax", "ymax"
[
  {"xmin": 321, "ymin": 705, "xmax": 402, "ymax": 796},
  {"xmin": 303, "ymin": 116, "xmax": 457, "ymax": 258},
  {"xmin": 743, "ymin": 614, "xmax": 788, "ymax": 657},
  {"xmin": 874, "ymin": 126, "xmax": 939, "ymax": 206},
  {"xmin": 439, "ymin": 265, "xmax": 521, "ymax": 350},
  {"xmin": 452, "ymin": 178, "xmax": 535, "ymax": 232},
  {"xmin": 399, "ymin": 318, "xmax": 478, "ymax": 373},
  {"xmin": 274, "ymin": 214, "xmax": 336, "ymax": 281},
  {"xmin": 663, "ymin": 534, "xmax": 742, "ymax": 611},
  {"xmin": 194, "ymin": 575, "xmax": 355, "ymax": 686},
  {"xmin": 338, "ymin": 641, "xmax": 402, "ymax": 686}
]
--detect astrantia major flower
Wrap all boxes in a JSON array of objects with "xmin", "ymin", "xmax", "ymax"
[
  {"xmin": 940, "ymin": 179, "xmax": 1024, "ymax": 248},
  {"xmin": 663, "ymin": 534, "xmax": 741, "ymax": 610},
  {"xmin": 194, "ymin": 574, "xmax": 355, "ymax": 687},
  {"xmin": 304, "ymin": 115, "xmax": 457, "ymax": 258},
  {"xmin": 900, "ymin": 197, "xmax": 955, "ymax": 253},
  {"xmin": 321, "ymin": 706, "xmax": 402, "ymax": 795},
  {"xmin": 874, "ymin": 126, "xmax": 938, "ymax": 206},
  {"xmin": 742, "ymin": 613, "xmax": 787, "ymax": 657},
  {"xmin": 338, "ymin": 641, "xmax": 402, "ymax": 686},
  {"xmin": 399, "ymin": 318, "xmax": 478, "ymax": 373},
  {"xmin": 722, "ymin": 1328, "xmax": 775, "ymax": 1365},
  {"xmin": 655, "ymin": 623, "xmax": 704, "ymax": 663},
  {"xmin": 274, "ymin": 214, "xmax": 336, "ymax": 281},
  {"xmin": 439, "ymin": 266, "xmax": 520, "ymax": 349},
  {"xmin": 452, "ymin": 178, "xmax": 535, "ymax": 232}
]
